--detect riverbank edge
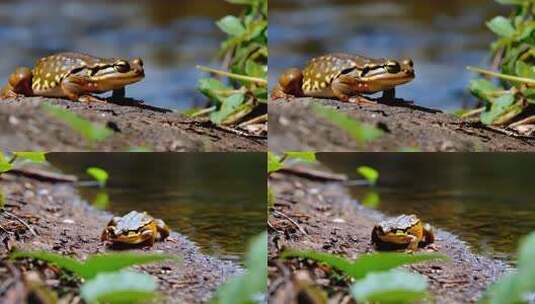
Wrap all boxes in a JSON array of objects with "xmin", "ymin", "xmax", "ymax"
[
  {"xmin": 0, "ymin": 97, "xmax": 266, "ymax": 152},
  {"xmin": 268, "ymin": 98, "xmax": 535, "ymax": 152},
  {"xmin": 0, "ymin": 166, "xmax": 242, "ymax": 303},
  {"xmin": 268, "ymin": 164, "xmax": 508, "ymax": 303}
]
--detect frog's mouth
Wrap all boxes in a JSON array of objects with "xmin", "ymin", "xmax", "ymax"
[{"xmin": 362, "ymin": 69, "xmax": 415, "ymax": 92}]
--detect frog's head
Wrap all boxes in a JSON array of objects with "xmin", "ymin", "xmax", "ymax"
[
  {"xmin": 80, "ymin": 58, "xmax": 145, "ymax": 92},
  {"xmin": 355, "ymin": 58, "xmax": 415, "ymax": 93},
  {"xmin": 102, "ymin": 213, "xmax": 156, "ymax": 245}
]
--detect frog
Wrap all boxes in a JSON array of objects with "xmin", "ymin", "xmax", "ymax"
[
  {"xmin": 101, "ymin": 211, "xmax": 170, "ymax": 247},
  {"xmin": 271, "ymin": 53, "xmax": 415, "ymax": 103},
  {"xmin": 0, "ymin": 52, "xmax": 144, "ymax": 102},
  {"xmin": 371, "ymin": 214, "xmax": 435, "ymax": 251}
]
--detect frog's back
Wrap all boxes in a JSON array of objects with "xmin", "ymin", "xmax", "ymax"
[
  {"xmin": 116, "ymin": 211, "xmax": 151, "ymax": 232},
  {"xmin": 31, "ymin": 52, "xmax": 102, "ymax": 96}
]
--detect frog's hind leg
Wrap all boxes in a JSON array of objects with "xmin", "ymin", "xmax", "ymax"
[
  {"xmin": 1, "ymin": 67, "xmax": 33, "ymax": 99},
  {"xmin": 271, "ymin": 68, "xmax": 304, "ymax": 101}
]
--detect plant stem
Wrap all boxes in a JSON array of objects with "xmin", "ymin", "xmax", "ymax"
[
  {"xmin": 467, "ymin": 66, "xmax": 535, "ymax": 86},
  {"xmin": 196, "ymin": 65, "xmax": 267, "ymax": 86}
]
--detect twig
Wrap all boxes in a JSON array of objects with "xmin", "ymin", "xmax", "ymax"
[
  {"xmin": 215, "ymin": 125, "xmax": 267, "ymax": 139},
  {"xmin": 239, "ymin": 114, "xmax": 268, "ymax": 127},
  {"xmin": 272, "ymin": 210, "xmax": 308, "ymax": 236},
  {"xmin": 460, "ymin": 107, "xmax": 485, "ymax": 119},
  {"xmin": 467, "ymin": 66, "xmax": 535, "ymax": 86},
  {"xmin": 196, "ymin": 65, "xmax": 268, "ymax": 86},
  {"xmin": 509, "ymin": 115, "xmax": 535, "ymax": 128},
  {"xmin": 2, "ymin": 211, "xmax": 37, "ymax": 237},
  {"xmin": 189, "ymin": 106, "xmax": 217, "ymax": 118}
]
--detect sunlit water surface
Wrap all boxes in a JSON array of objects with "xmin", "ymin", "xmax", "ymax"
[{"xmin": 48, "ymin": 153, "xmax": 266, "ymax": 264}]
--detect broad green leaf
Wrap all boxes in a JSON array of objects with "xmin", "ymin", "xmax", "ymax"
[
  {"xmin": 351, "ymin": 270, "xmax": 429, "ymax": 303},
  {"xmin": 0, "ymin": 161, "xmax": 12, "ymax": 174},
  {"xmin": 210, "ymin": 93, "xmax": 245, "ymax": 125},
  {"xmin": 284, "ymin": 152, "xmax": 317, "ymax": 163},
  {"xmin": 356, "ymin": 166, "xmax": 379, "ymax": 185},
  {"xmin": 80, "ymin": 271, "xmax": 158, "ymax": 304},
  {"xmin": 13, "ymin": 152, "xmax": 47, "ymax": 163},
  {"xmin": 217, "ymin": 16, "xmax": 246, "ymax": 37},
  {"xmin": 268, "ymin": 152, "xmax": 283, "ymax": 174},
  {"xmin": 487, "ymin": 16, "xmax": 516, "ymax": 38},
  {"xmin": 92, "ymin": 191, "xmax": 110, "ymax": 209},
  {"xmin": 282, "ymin": 250, "xmax": 447, "ymax": 280},
  {"xmin": 212, "ymin": 232, "xmax": 267, "ymax": 304},
  {"xmin": 42, "ymin": 103, "xmax": 113, "ymax": 142},
  {"xmin": 480, "ymin": 93, "xmax": 516, "ymax": 125},
  {"xmin": 515, "ymin": 61, "xmax": 535, "ymax": 79},
  {"xmin": 361, "ymin": 191, "xmax": 380, "ymax": 208},
  {"xmin": 11, "ymin": 251, "xmax": 175, "ymax": 280},
  {"xmin": 86, "ymin": 167, "xmax": 109, "ymax": 186},
  {"xmin": 313, "ymin": 104, "xmax": 383, "ymax": 144},
  {"xmin": 469, "ymin": 79, "xmax": 501, "ymax": 100},
  {"xmin": 198, "ymin": 78, "xmax": 230, "ymax": 104}
]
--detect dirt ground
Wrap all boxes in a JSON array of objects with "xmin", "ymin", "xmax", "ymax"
[
  {"xmin": 269, "ymin": 98, "xmax": 535, "ymax": 152},
  {"xmin": 268, "ymin": 166, "xmax": 508, "ymax": 303},
  {"xmin": 0, "ymin": 167, "xmax": 241, "ymax": 304},
  {"xmin": 0, "ymin": 97, "xmax": 266, "ymax": 152}
]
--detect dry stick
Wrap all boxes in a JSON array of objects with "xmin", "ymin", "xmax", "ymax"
[
  {"xmin": 272, "ymin": 210, "xmax": 308, "ymax": 236},
  {"xmin": 196, "ymin": 65, "xmax": 268, "ymax": 86},
  {"xmin": 509, "ymin": 115, "xmax": 535, "ymax": 128},
  {"xmin": 189, "ymin": 106, "xmax": 217, "ymax": 118},
  {"xmin": 239, "ymin": 114, "xmax": 268, "ymax": 127},
  {"xmin": 2, "ymin": 211, "xmax": 37, "ymax": 237}
]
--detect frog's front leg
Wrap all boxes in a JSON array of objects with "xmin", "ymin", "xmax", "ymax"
[
  {"xmin": 271, "ymin": 68, "xmax": 304, "ymax": 100},
  {"xmin": 331, "ymin": 75, "xmax": 375, "ymax": 104},
  {"xmin": 1, "ymin": 67, "xmax": 33, "ymax": 99},
  {"xmin": 61, "ymin": 75, "xmax": 106, "ymax": 102}
]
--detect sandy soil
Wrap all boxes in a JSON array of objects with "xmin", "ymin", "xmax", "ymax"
[
  {"xmin": 268, "ymin": 165, "xmax": 508, "ymax": 303},
  {"xmin": 269, "ymin": 98, "xmax": 535, "ymax": 152}
]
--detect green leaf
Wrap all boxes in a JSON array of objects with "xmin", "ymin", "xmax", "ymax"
[
  {"xmin": 217, "ymin": 16, "xmax": 246, "ymax": 37},
  {"xmin": 284, "ymin": 152, "xmax": 317, "ymax": 163},
  {"xmin": 86, "ymin": 167, "xmax": 109, "ymax": 186},
  {"xmin": 356, "ymin": 166, "xmax": 379, "ymax": 185},
  {"xmin": 281, "ymin": 250, "xmax": 447, "ymax": 280},
  {"xmin": 42, "ymin": 103, "xmax": 113, "ymax": 142},
  {"xmin": 80, "ymin": 271, "xmax": 159, "ymax": 304},
  {"xmin": 13, "ymin": 152, "xmax": 47, "ymax": 163},
  {"xmin": 267, "ymin": 152, "xmax": 283, "ymax": 174},
  {"xmin": 212, "ymin": 232, "xmax": 267, "ymax": 304},
  {"xmin": 361, "ymin": 191, "xmax": 380, "ymax": 208},
  {"xmin": 92, "ymin": 191, "xmax": 109, "ymax": 209},
  {"xmin": 515, "ymin": 61, "xmax": 535, "ymax": 79},
  {"xmin": 480, "ymin": 93, "xmax": 516, "ymax": 125},
  {"xmin": 469, "ymin": 79, "xmax": 501, "ymax": 100},
  {"xmin": 351, "ymin": 270, "xmax": 429, "ymax": 303},
  {"xmin": 487, "ymin": 16, "xmax": 516, "ymax": 38},
  {"xmin": 11, "ymin": 251, "xmax": 175, "ymax": 280},
  {"xmin": 313, "ymin": 104, "xmax": 383, "ymax": 144},
  {"xmin": 210, "ymin": 93, "xmax": 245, "ymax": 125}
]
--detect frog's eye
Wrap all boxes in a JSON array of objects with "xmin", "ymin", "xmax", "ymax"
[
  {"xmin": 385, "ymin": 61, "xmax": 401, "ymax": 73},
  {"xmin": 133, "ymin": 58, "xmax": 143, "ymax": 67},
  {"xmin": 402, "ymin": 59, "xmax": 414, "ymax": 68},
  {"xmin": 114, "ymin": 61, "xmax": 130, "ymax": 73}
]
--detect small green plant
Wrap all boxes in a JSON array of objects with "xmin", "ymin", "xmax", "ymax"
[
  {"xmin": 195, "ymin": 0, "xmax": 267, "ymax": 127},
  {"xmin": 211, "ymin": 231, "xmax": 267, "ymax": 304},
  {"xmin": 11, "ymin": 251, "xmax": 177, "ymax": 304},
  {"xmin": 466, "ymin": 0, "xmax": 535, "ymax": 128},
  {"xmin": 357, "ymin": 166, "xmax": 379, "ymax": 186},
  {"xmin": 481, "ymin": 231, "xmax": 535, "ymax": 303},
  {"xmin": 86, "ymin": 167, "xmax": 109, "ymax": 187},
  {"xmin": 282, "ymin": 250, "xmax": 448, "ymax": 303},
  {"xmin": 312, "ymin": 104, "xmax": 384, "ymax": 145},
  {"xmin": 0, "ymin": 151, "xmax": 47, "ymax": 207},
  {"xmin": 42, "ymin": 103, "xmax": 113, "ymax": 142},
  {"xmin": 268, "ymin": 151, "xmax": 317, "ymax": 175}
]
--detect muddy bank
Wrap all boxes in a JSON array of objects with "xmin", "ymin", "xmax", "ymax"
[
  {"xmin": 268, "ymin": 98, "xmax": 535, "ymax": 152},
  {"xmin": 0, "ymin": 97, "xmax": 266, "ymax": 152},
  {"xmin": 0, "ymin": 167, "xmax": 241, "ymax": 303},
  {"xmin": 268, "ymin": 165, "xmax": 508, "ymax": 303}
]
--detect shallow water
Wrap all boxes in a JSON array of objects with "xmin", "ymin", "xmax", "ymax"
[
  {"xmin": 319, "ymin": 153, "xmax": 535, "ymax": 262},
  {"xmin": 0, "ymin": 0, "xmax": 239, "ymax": 109},
  {"xmin": 270, "ymin": 0, "xmax": 507, "ymax": 110},
  {"xmin": 48, "ymin": 153, "xmax": 266, "ymax": 263}
]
